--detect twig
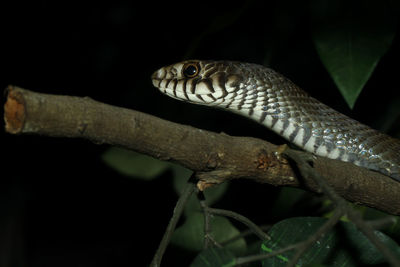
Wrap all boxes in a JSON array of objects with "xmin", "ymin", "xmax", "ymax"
[
  {"xmin": 203, "ymin": 206, "xmax": 270, "ymax": 241},
  {"xmin": 286, "ymin": 209, "xmax": 343, "ymax": 267},
  {"xmin": 199, "ymin": 191, "xmax": 270, "ymax": 249},
  {"xmin": 234, "ymin": 210, "xmax": 342, "ymax": 267},
  {"xmin": 283, "ymin": 148, "xmax": 400, "ymax": 266},
  {"xmin": 199, "ymin": 194, "xmax": 213, "ymax": 249},
  {"xmin": 367, "ymin": 217, "xmax": 398, "ymax": 230},
  {"xmin": 204, "ymin": 234, "xmax": 223, "ymax": 248},
  {"xmin": 346, "ymin": 210, "xmax": 400, "ymax": 266},
  {"xmin": 150, "ymin": 175, "xmax": 198, "ymax": 267},
  {"xmin": 220, "ymin": 225, "xmax": 271, "ymax": 246}
]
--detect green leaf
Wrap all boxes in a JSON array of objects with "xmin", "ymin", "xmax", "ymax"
[
  {"xmin": 190, "ymin": 248, "xmax": 236, "ymax": 267},
  {"xmin": 101, "ymin": 147, "xmax": 170, "ymax": 180},
  {"xmin": 261, "ymin": 217, "xmax": 400, "ymax": 266},
  {"xmin": 170, "ymin": 164, "xmax": 194, "ymax": 187},
  {"xmin": 270, "ymin": 187, "xmax": 308, "ymax": 217},
  {"xmin": 311, "ymin": 0, "xmax": 396, "ymax": 108},
  {"xmin": 171, "ymin": 211, "xmax": 246, "ymax": 254}
]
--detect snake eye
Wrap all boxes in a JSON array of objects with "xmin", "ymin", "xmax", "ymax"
[{"xmin": 183, "ymin": 63, "xmax": 200, "ymax": 78}]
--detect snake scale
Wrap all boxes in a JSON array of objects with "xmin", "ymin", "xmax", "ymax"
[{"xmin": 151, "ymin": 60, "xmax": 400, "ymax": 181}]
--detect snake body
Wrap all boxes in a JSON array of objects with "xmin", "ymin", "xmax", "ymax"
[{"xmin": 152, "ymin": 60, "xmax": 400, "ymax": 181}]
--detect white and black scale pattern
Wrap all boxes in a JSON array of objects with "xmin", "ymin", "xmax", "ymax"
[{"xmin": 152, "ymin": 60, "xmax": 400, "ymax": 181}]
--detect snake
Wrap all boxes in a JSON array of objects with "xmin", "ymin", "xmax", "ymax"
[{"xmin": 151, "ymin": 60, "xmax": 400, "ymax": 181}]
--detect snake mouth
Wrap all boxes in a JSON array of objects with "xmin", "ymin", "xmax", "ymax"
[
  {"xmin": 151, "ymin": 69, "xmax": 166, "ymax": 88},
  {"xmin": 154, "ymin": 81, "xmax": 221, "ymax": 105}
]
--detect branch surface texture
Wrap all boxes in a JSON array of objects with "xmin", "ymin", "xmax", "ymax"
[{"xmin": 4, "ymin": 86, "xmax": 400, "ymax": 215}]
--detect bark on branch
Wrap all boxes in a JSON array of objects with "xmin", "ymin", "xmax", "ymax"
[{"xmin": 4, "ymin": 85, "xmax": 400, "ymax": 215}]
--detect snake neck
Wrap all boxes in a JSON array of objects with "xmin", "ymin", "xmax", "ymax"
[{"xmin": 233, "ymin": 91, "xmax": 400, "ymax": 181}]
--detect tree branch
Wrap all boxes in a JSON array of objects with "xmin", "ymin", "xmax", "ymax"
[{"xmin": 4, "ymin": 85, "xmax": 400, "ymax": 215}]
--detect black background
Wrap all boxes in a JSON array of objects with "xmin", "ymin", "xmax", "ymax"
[{"xmin": 2, "ymin": 1, "xmax": 399, "ymax": 266}]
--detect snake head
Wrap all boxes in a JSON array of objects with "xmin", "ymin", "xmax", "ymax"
[{"xmin": 151, "ymin": 60, "xmax": 245, "ymax": 106}]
